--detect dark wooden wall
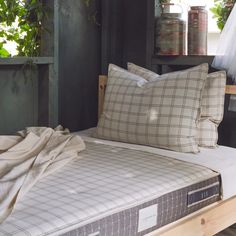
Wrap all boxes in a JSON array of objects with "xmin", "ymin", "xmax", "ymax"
[
  {"xmin": 58, "ymin": 0, "xmax": 101, "ymax": 131},
  {"xmin": 101, "ymin": 0, "xmax": 154, "ymax": 74},
  {"xmin": 122, "ymin": 1, "xmax": 149, "ymax": 67},
  {"xmin": 219, "ymin": 93, "xmax": 236, "ymax": 148},
  {"xmin": 56, "ymin": 0, "xmax": 153, "ymax": 131},
  {"xmin": 101, "ymin": 0, "xmax": 123, "ymax": 73}
]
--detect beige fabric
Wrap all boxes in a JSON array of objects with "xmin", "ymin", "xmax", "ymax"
[
  {"xmin": 0, "ymin": 126, "xmax": 85, "ymax": 223},
  {"xmin": 96, "ymin": 63, "xmax": 208, "ymax": 153},
  {"xmin": 127, "ymin": 62, "xmax": 159, "ymax": 80},
  {"xmin": 197, "ymin": 119, "xmax": 218, "ymax": 147},
  {"xmin": 0, "ymin": 136, "xmax": 23, "ymax": 153},
  {"xmin": 197, "ymin": 71, "xmax": 226, "ymax": 147},
  {"xmin": 128, "ymin": 63, "xmax": 226, "ymax": 148}
]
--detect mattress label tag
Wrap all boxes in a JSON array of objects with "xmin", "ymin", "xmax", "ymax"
[{"xmin": 138, "ymin": 204, "xmax": 158, "ymax": 232}]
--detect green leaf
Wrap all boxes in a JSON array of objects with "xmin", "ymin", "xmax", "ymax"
[
  {"xmin": 0, "ymin": 47, "xmax": 10, "ymax": 57},
  {"xmin": 0, "ymin": 0, "xmax": 46, "ymax": 56},
  {"xmin": 210, "ymin": 0, "xmax": 235, "ymax": 31}
]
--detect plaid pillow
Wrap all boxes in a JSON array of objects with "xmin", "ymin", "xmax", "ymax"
[
  {"xmin": 95, "ymin": 63, "xmax": 208, "ymax": 153},
  {"xmin": 197, "ymin": 71, "xmax": 226, "ymax": 147},
  {"xmin": 127, "ymin": 62, "xmax": 160, "ymax": 80},
  {"xmin": 128, "ymin": 63, "xmax": 226, "ymax": 148}
]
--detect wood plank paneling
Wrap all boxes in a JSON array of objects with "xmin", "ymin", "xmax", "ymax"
[
  {"xmin": 101, "ymin": 0, "xmax": 124, "ymax": 73},
  {"xmin": 101, "ymin": 0, "xmax": 154, "ymax": 71},
  {"xmin": 0, "ymin": 65, "xmax": 38, "ymax": 134},
  {"xmin": 58, "ymin": 0, "xmax": 101, "ymax": 131}
]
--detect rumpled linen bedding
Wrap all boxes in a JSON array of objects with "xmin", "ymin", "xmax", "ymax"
[{"xmin": 0, "ymin": 126, "xmax": 85, "ymax": 223}]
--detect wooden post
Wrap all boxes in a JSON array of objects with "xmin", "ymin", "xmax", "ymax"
[
  {"xmin": 41, "ymin": 0, "xmax": 54, "ymax": 57},
  {"xmin": 98, "ymin": 75, "xmax": 108, "ymax": 119}
]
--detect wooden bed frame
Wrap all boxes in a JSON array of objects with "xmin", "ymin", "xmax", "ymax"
[{"xmin": 98, "ymin": 75, "xmax": 236, "ymax": 236}]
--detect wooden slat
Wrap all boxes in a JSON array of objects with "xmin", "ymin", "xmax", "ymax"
[
  {"xmin": 146, "ymin": 196, "xmax": 236, "ymax": 236},
  {"xmin": 152, "ymin": 55, "xmax": 214, "ymax": 66},
  {"xmin": 98, "ymin": 75, "xmax": 108, "ymax": 118},
  {"xmin": 225, "ymin": 85, "xmax": 236, "ymax": 95},
  {"xmin": 0, "ymin": 57, "xmax": 53, "ymax": 65}
]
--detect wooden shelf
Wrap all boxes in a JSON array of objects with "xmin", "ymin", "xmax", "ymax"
[
  {"xmin": 152, "ymin": 55, "xmax": 215, "ymax": 66},
  {"xmin": 0, "ymin": 57, "xmax": 54, "ymax": 65}
]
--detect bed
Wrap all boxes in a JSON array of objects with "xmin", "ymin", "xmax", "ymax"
[
  {"xmin": 0, "ymin": 129, "xmax": 236, "ymax": 236},
  {"xmin": 0, "ymin": 131, "xmax": 224, "ymax": 236},
  {"xmin": 97, "ymin": 71, "xmax": 236, "ymax": 236},
  {"xmin": 1, "ymin": 67, "xmax": 236, "ymax": 236}
]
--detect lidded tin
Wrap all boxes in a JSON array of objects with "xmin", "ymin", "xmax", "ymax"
[
  {"xmin": 188, "ymin": 6, "xmax": 208, "ymax": 55},
  {"xmin": 155, "ymin": 3, "xmax": 186, "ymax": 55}
]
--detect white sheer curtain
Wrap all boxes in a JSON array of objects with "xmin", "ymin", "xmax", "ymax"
[{"xmin": 212, "ymin": 4, "xmax": 236, "ymax": 111}]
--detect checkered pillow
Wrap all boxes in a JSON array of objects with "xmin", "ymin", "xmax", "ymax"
[
  {"xmin": 197, "ymin": 71, "xmax": 226, "ymax": 147},
  {"xmin": 95, "ymin": 63, "xmax": 208, "ymax": 153},
  {"xmin": 127, "ymin": 62, "xmax": 160, "ymax": 80},
  {"xmin": 128, "ymin": 63, "xmax": 226, "ymax": 148}
]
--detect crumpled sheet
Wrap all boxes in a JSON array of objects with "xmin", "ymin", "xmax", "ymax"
[{"xmin": 0, "ymin": 126, "xmax": 85, "ymax": 223}]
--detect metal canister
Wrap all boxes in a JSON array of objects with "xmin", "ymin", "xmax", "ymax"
[
  {"xmin": 155, "ymin": 4, "xmax": 186, "ymax": 55},
  {"xmin": 188, "ymin": 6, "xmax": 208, "ymax": 55}
]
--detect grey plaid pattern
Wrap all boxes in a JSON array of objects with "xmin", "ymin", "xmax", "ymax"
[
  {"xmin": 61, "ymin": 177, "xmax": 220, "ymax": 236},
  {"xmin": 0, "ymin": 140, "xmax": 218, "ymax": 236},
  {"xmin": 197, "ymin": 71, "xmax": 226, "ymax": 147},
  {"xmin": 197, "ymin": 119, "xmax": 218, "ymax": 147},
  {"xmin": 127, "ymin": 62, "xmax": 160, "ymax": 81},
  {"xmin": 96, "ymin": 63, "xmax": 208, "ymax": 153},
  {"xmin": 127, "ymin": 64, "xmax": 226, "ymax": 148}
]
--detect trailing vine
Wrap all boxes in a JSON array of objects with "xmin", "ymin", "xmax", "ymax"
[
  {"xmin": 0, "ymin": 0, "xmax": 46, "ymax": 57},
  {"xmin": 210, "ymin": 0, "xmax": 235, "ymax": 30},
  {"xmin": 0, "ymin": 0, "xmax": 99, "ymax": 57},
  {"xmin": 83, "ymin": 0, "xmax": 100, "ymax": 26}
]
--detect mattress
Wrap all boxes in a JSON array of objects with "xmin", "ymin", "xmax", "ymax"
[{"xmin": 0, "ymin": 140, "xmax": 220, "ymax": 236}]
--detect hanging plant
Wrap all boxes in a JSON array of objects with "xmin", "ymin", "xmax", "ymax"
[
  {"xmin": 83, "ymin": 0, "xmax": 91, "ymax": 7},
  {"xmin": 210, "ymin": 0, "xmax": 235, "ymax": 30},
  {"xmin": 0, "ymin": 0, "xmax": 46, "ymax": 57},
  {"xmin": 83, "ymin": 0, "xmax": 100, "ymax": 26}
]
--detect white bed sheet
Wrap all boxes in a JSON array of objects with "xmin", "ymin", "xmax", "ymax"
[{"xmin": 78, "ymin": 128, "xmax": 236, "ymax": 200}]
